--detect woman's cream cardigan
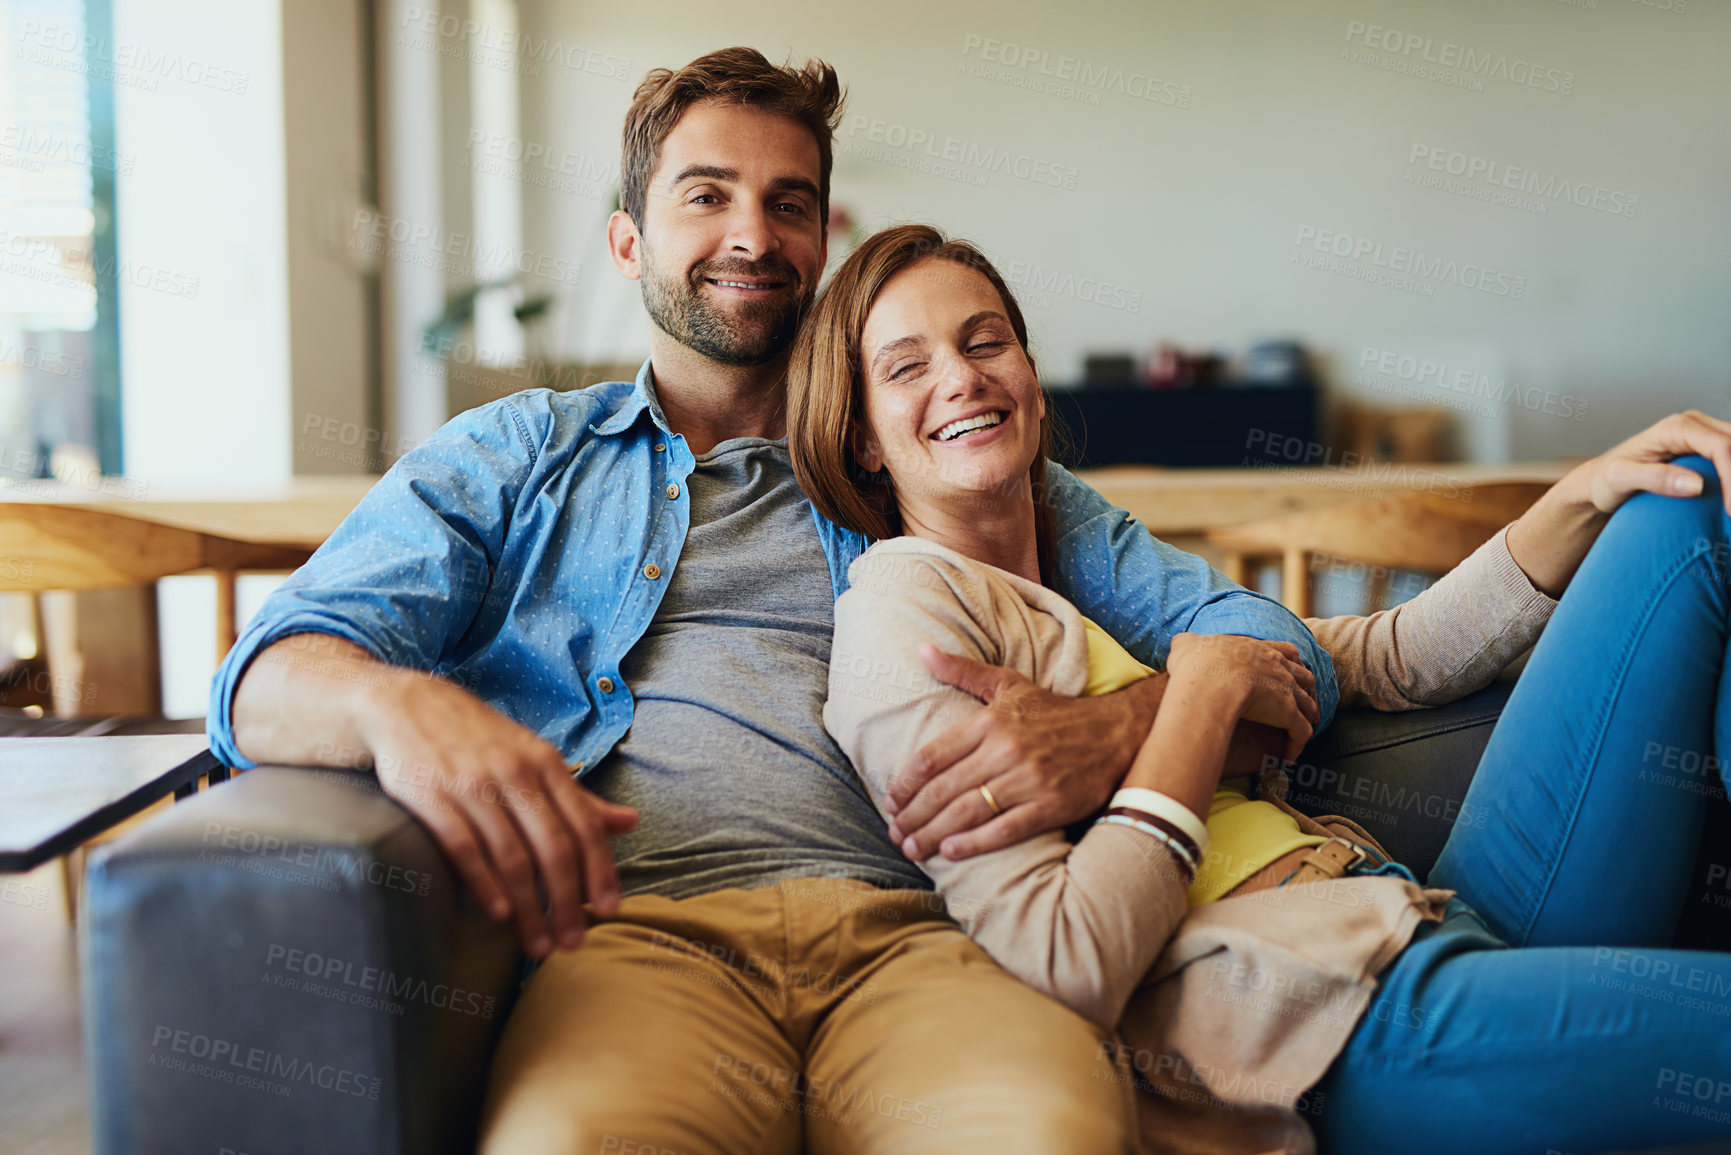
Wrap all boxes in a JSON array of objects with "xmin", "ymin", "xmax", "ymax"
[{"xmin": 823, "ymin": 526, "xmax": 1558, "ymax": 1155}]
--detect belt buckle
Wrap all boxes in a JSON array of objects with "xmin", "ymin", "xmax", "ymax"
[{"xmin": 1331, "ymin": 838, "xmax": 1369, "ymax": 874}]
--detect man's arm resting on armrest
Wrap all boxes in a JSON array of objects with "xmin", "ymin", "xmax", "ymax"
[
  {"xmin": 231, "ymin": 633, "xmax": 397, "ymax": 770},
  {"xmin": 230, "ymin": 632, "xmax": 638, "ymax": 962}
]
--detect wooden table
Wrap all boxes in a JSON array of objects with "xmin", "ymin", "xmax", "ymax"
[
  {"xmin": 0, "ymin": 478, "xmax": 378, "ymax": 715},
  {"xmin": 0, "ymin": 475, "xmax": 381, "ymax": 550},
  {"xmin": 1077, "ymin": 461, "xmax": 1572, "ymax": 537},
  {"xmin": 0, "ymin": 463, "xmax": 1572, "ymax": 546},
  {"xmin": 0, "ymin": 464, "xmax": 1573, "ymax": 711},
  {"xmin": 0, "ymin": 734, "xmax": 221, "ymax": 873}
]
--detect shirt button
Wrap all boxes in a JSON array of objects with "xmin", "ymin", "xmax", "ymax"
[
  {"xmin": 643, "ymin": 562, "xmax": 662, "ymax": 580},
  {"xmin": 596, "ymin": 677, "xmax": 614, "ymax": 694},
  {"xmin": 665, "ymin": 483, "xmax": 680, "ymax": 500},
  {"xmin": 654, "ymin": 442, "xmax": 666, "ymax": 452}
]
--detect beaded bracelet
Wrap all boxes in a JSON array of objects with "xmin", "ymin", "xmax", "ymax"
[
  {"xmin": 1105, "ymin": 806, "xmax": 1202, "ymax": 866},
  {"xmin": 1097, "ymin": 813, "xmax": 1198, "ymax": 883}
]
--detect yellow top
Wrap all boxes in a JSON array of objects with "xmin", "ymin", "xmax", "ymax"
[{"xmin": 1081, "ymin": 618, "xmax": 1326, "ymax": 905}]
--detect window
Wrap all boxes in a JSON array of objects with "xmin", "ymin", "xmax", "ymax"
[{"xmin": 0, "ymin": 0, "xmax": 122, "ymax": 484}]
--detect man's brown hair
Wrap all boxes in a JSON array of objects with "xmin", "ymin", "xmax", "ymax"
[
  {"xmin": 621, "ymin": 47, "xmax": 844, "ymax": 230},
  {"xmin": 786, "ymin": 224, "xmax": 1060, "ymax": 582}
]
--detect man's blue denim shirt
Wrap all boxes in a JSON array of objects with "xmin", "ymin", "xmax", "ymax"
[{"xmin": 207, "ymin": 362, "xmax": 1336, "ymax": 772}]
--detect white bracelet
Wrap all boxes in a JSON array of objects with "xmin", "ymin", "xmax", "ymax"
[
  {"xmin": 1110, "ymin": 787, "xmax": 1209, "ymax": 853},
  {"xmin": 1097, "ymin": 814, "xmax": 1198, "ymax": 881}
]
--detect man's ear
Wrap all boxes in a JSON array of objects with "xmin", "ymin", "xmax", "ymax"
[{"xmin": 608, "ymin": 209, "xmax": 643, "ymax": 281}]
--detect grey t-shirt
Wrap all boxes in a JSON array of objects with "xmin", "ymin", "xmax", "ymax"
[{"xmin": 586, "ymin": 436, "xmax": 933, "ymax": 900}]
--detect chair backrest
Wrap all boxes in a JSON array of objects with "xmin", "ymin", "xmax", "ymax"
[{"xmin": 1207, "ymin": 482, "xmax": 1551, "ymax": 573}]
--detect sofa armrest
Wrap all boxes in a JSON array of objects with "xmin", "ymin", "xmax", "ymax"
[
  {"xmin": 1287, "ymin": 680, "xmax": 1514, "ymax": 880},
  {"xmin": 82, "ymin": 765, "xmax": 522, "ymax": 1155}
]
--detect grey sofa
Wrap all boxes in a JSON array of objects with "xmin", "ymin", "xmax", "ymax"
[{"xmin": 79, "ymin": 680, "xmax": 1728, "ymax": 1154}]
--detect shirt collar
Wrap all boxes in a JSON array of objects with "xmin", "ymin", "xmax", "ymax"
[{"xmin": 590, "ymin": 358, "xmax": 672, "ymax": 437}]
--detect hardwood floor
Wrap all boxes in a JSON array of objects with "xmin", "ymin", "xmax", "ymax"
[
  {"xmin": 0, "ymin": 859, "xmax": 88, "ymax": 1155},
  {"xmin": 0, "ymin": 715, "xmax": 205, "ymax": 1155}
]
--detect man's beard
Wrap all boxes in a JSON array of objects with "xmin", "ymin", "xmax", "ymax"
[{"xmin": 639, "ymin": 246, "xmax": 809, "ymax": 368}]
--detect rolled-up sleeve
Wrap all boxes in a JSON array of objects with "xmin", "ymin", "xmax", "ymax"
[
  {"xmin": 206, "ymin": 399, "xmax": 542, "ymax": 769},
  {"xmin": 1044, "ymin": 463, "xmax": 1340, "ymax": 730}
]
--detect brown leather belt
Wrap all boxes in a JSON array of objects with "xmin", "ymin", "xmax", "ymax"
[{"xmin": 1225, "ymin": 837, "xmax": 1369, "ymax": 899}]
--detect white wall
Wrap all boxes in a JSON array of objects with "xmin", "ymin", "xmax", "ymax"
[
  {"xmin": 379, "ymin": 0, "xmax": 456, "ymax": 452},
  {"xmin": 112, "ymin": 0, "xmax": 371, "ymax": 714},
  {"xmin": 114, "ymin": 0, "xmax": 292, "ymax": 484},
  {"xmin": 512, "ymin": 0, "xmax": 1731, "ymax": 460},
  {"xmin": 283, "ymin": 0, "xmax": 372, "ymax": 475}
]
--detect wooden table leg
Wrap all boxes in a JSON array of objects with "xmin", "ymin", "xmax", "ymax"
[
  {"xmin": 1365, "ymin": 566, "xmax": 1391, "ymax": 614},
  {"xmin": 40, "ymin": 587, "xmax": 163, "ymax": 716},
  {"xmin": 1223, "ymin": 551, "xmax": 1248, "ymax": 587},
  {"xmin": 215, "ymin": 567, "xmax": 237, "ymax": 663},
  {"xmin": 60, "ymin": 845, "xmax": 84, "ymax": 924},
  {"xmin": 1282, "ymin": 548, "xmax": 1314, "ymax": 618}
]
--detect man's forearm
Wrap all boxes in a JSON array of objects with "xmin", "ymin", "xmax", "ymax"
[
  {"xmin": 1110, "ymin": 671, "xmax": 1166, "ymax": 747},
  {"xmin": 230, "ymin": 633, "xmax": 400, "ymax": 767}
]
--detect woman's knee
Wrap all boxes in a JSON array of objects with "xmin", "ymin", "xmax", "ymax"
[{"xmin": 1604, "ymin": 454, "xmax": 1730, "ymax": 555}]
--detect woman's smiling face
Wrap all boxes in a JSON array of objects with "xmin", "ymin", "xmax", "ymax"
[{"xmin": 855, "ymin": 258, "xmax": 1044, "ymax": 515}]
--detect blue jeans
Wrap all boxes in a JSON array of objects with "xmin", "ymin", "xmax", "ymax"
[{"xmin": 1313, "ymin": 458, "xmax": 1731, "ymax": 1155}]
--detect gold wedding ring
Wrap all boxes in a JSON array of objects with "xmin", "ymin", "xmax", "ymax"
[{"xmin": 978, "ymin": 783, "xmax": 1003, "ymax": 816}]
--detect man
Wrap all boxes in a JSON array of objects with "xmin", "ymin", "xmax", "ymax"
[{"xmin": 214, "ymin": 47, "xmax": 1334, "ymax": 1153}]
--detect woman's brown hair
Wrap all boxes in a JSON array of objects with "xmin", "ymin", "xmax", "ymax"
[{"xmin": 787, "ymin": 224, "xmax": 1061, "ymax": 583}]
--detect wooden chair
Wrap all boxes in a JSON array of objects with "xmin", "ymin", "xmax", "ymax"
[
  {"xmin": 1206, "ymin": 482, "xmax": 1551, "ymax": 617},
  {"xmin": 0, "ymin": 503, "xmax": 313, "ymax": 665},
  {"xmin": 0, "ymin": 504, "xmax": 315, "ymax": 921}
]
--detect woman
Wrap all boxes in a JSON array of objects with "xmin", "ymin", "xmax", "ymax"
[{"xmin": 786, "ymin": 223, "xmax": 1731, "ymax": 1155}]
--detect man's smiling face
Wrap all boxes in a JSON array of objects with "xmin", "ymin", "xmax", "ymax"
[{"xmin": 632, "ymin": 100, "xmax": 827, "ymax": 367}]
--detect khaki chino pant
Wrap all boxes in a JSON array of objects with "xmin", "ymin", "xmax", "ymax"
[{"xmin": 479, "ymin": 876, "xmax": 1134, "ymax": 1154}]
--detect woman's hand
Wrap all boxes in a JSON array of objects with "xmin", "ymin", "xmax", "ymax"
[
  {"xmin": 1116, "ymin": 634, "xmax": 1318, "ymax": 822},
  {"xmin": 1577, "ymin": 410, "xmax": 1731, "ymax": 516},
  {"xmin": 1164, "ymin": 633, "xmax": 1319, "ymax": 762},
  {"xmin": 1507, "ymin": 410, "xmax": 1731, "ymax": 597}
]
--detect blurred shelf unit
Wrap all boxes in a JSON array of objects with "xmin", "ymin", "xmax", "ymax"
[{"xmin": 1046, "ymin": 384, "xmax": 1318, "ymax": 469}]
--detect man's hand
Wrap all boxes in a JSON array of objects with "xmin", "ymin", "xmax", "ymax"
[
  {"xmin": 356, "ymin": 670, "xmax": 638, "ymax": 960},
  {"xmin": 882, "ymin": 644, "xmax": 1163, "ymax": 863}
]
